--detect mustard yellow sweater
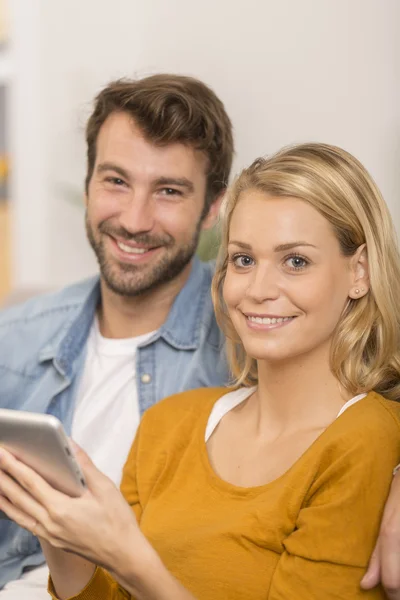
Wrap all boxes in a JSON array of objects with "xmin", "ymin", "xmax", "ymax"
[{"xmin": 50, "ymin": 388, "xmax": 400, "ymax": 599}]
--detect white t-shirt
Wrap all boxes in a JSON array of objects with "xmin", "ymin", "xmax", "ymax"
[
  {"xmin": 0, "ymin": 320, "xmax": 155, "ymax": 599},
  {"xmin": 71, "ymin": 318, "xmax": 155, "ymax": 486}
]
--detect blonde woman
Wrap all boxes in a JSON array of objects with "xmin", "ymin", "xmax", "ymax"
[{"xmin": 0, "ymin": 143, "xmax": 400, "ymax": 599}]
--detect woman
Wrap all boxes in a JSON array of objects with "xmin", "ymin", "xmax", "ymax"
[{"xmin": 0, "ymin": 143, "xmax": 400, "ymax": 599}]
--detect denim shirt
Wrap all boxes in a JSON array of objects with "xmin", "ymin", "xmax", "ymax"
[{"xmin": 0, "ymin": 257, "xmax": 229, "ymax": 588}]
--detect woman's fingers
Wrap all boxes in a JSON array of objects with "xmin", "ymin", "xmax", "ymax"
[
  {"xmin": 0, "ymin": 466, "xmax": 49, "ymax": 526},
  {"xmin": 0, "ymin": 446, "xmax": 137, "ymax": 569},
  {"xmin": 0, "ymin": 447, "xmax": 63, "ymax": 507},
  {"xmin": 0, "ymin": 493, "xmax": 47, "ymax": 538},
  {"xmin": 0, "ymin": 461, "xmax": 82, "ymax": 551}
]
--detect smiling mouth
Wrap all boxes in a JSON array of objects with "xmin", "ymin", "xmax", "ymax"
[
  {"xmin": 246, "ymin": 315, "xmax": 296, "ymax": 325},
  {"xmin": 115, "ymin": 240, "xmax": 160, "ymax": 255}
]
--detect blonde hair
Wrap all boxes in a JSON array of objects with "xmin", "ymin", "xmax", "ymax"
[{"xmin": 212, "ymin": 143, "xmax": 400, "ymax": 400}]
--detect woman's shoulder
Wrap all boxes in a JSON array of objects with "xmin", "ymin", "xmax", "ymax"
[
  {"xmin": 370, "ymin": 391, "xmax": 400, "ymax": 422},
  {"xmin": 337, "ymin": 391, "xmax": 400, "ymax": 435},
  {"xmin": 316, "ymin": 391, "xmax": 400, "ymax": 465},
  {"xmin": 298, "ymin": 392, "xmax": 400, "ymax": 510}
]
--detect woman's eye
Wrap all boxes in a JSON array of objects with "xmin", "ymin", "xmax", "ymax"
[
  {"xmin": 233, "ymin": 255, "xmax": 254, "ymax": 268},
  {"xmin": 286, "ymin": 255, "xmax": 309, "ymax": 270}
]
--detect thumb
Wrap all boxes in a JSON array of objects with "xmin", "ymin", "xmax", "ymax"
[
  {"xmin": 69, "ymin": 439, "xmax": 92, "ymax": 469},
  {"xmin": 361, "ymin": 540, "xmax": 381, "ymax": 589},
  {"xmin": 69, "ymin": 439, "xmax": 112, "ymax": 494}
]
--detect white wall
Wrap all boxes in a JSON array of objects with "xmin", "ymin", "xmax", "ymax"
[{"xmin": 9, "ymin": 0, "xmax": 400, "ymax": 287}]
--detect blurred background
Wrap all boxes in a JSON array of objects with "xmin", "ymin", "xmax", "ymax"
[{"xmin": 0, "ymin": 0, "xmax": 399, "ymax": 303}]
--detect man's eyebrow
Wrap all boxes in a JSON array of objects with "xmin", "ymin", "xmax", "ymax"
[
  {"xmin": 95, "ymin": 166, "xmax": 195, "ymax": 192},
  {"xmin": 154, "ymin": 177, "xmax": 194, "ymax": 193},
  {"xmin": 228, "ymin": 241, "xmax": 317, "ymax": 252},
  {"xmin": 96, "ymin": 162, "xmax": 131, "ymax": 180}
]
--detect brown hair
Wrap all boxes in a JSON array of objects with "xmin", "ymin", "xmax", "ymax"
[
  {"xmin": 212, "ymin": 143, "xmax": 400, "ymax": 400},
  {"xmin": 85, "ymin": 74, "xmax": 234, "ymax": 212}
]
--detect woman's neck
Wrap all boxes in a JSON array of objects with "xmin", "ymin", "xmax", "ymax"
[{"xmin": 253, "ymin": 346, "xmax": 352, "ymax": 436}]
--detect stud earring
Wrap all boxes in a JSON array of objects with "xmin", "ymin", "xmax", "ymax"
[{"xmin": 354, "ymin": 289, "xmax": 360, "ymax": 294}]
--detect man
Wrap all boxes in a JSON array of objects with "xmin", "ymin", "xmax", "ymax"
[{"xmin": 0, "ymin": 73, "xmax": 234, "ymax": 598}]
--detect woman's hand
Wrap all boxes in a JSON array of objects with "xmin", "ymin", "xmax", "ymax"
[
  {"xmin": 0, "ymin": 445, "xmax": 196, "ymax": 600},
  {"xmin": 0, "ymin": 444, "xmax": 148, "ymax": 579}
]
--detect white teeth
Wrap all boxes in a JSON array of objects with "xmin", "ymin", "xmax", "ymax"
[
  {"xmin": 247, "ymin": 316, "xmax": 293, "ymax": 325},
  {"xmin": 117, "ymin": 241, "xmax": 148, "ymax": 254}
]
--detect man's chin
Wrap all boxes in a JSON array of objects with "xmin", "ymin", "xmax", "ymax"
[
  {"xmin": 97, "ymin": 244, "xmax": 197, "ymax": 297},
  {"xmin": 100, "ymin": 270, "xmax": 154, "ymax": 298}
]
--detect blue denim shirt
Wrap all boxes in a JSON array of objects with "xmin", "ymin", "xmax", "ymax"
[{"xmin": 0, "ymin": 257, "xmax": 229, "ymax": 588}]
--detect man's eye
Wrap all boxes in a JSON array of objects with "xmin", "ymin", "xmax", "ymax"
[
  {"xmin": 105, "ymin": 177, "xmax": 126, "ymax": 186},
  {"xmin": 159, "ymin": 188, "xmax": 182, "ymax": 196},
  {"xmin": 232, "ymin": 254, "xmax": 254, "ymax": 268}
]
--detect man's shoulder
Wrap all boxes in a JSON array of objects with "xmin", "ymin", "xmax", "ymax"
[
  {"xmin": 200, "ymin": 261, "xmax": 223, "ymax": 350},
  {"xmin": 0, "ymin": 276, "xmax": 99, "ymax": 330},
  {"xmin": 163, "ymin": 258, "xmax": 222, "ymax": 353},
  {"xmin": 186, "ymin": 257, "xmax": 215, "ymax": 289},
  {"xmin": 200, "ymin": 258, "xmax": 216, "ymax": 275},
  {"xmin": 196, "ymin": 258, "xmax": 216, "ymax": 289}
]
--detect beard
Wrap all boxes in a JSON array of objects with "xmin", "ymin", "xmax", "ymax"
[{"xmin": 86, "ymin": 213, "xmax": 202, "ymax": 297}]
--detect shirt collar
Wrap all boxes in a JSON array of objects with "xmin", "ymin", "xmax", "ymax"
[
  {"xmin": 39, "ymin": 256, "xmax": 213, "ymax": 371},
  {"xmin": 143, "ymin": 256, "xmax": 213, "ymax": 351},
  {"xmin": 39, "ymin": 278, "xmax": 101, "ymax": 376}
]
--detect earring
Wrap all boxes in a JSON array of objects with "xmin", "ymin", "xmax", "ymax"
[{"xmin": 354, "ymin": 289, "xmax": 360, "ymax": 294}]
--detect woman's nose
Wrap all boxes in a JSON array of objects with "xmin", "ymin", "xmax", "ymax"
[{"xmin": 245, "ymin": 265, "xmax": 280, "ymax": 303}]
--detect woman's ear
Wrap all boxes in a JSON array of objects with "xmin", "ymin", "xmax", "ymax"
[{"xmin": 348, "ymin": 244, "xmax": 370, "ymax": 299}]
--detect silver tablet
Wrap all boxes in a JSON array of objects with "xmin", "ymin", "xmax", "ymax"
[{"xmin": 0, "ymin": 409, "xmax": 86, "ymax": 502}]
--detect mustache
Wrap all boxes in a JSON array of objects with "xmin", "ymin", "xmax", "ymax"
[{"xmin": 98, "ymin": 222, "xmax": 173, "ymax": 247}]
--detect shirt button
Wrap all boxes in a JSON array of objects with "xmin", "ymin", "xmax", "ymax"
[{"xmin": 141, "ymin": 373, "xmax": 151, "ymax": 384}]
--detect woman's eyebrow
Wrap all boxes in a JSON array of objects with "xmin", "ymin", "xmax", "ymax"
[
  {"xmin": 228, "ymin": 241, "xmax": 252, "ymax": 249},
  {"xmin": 273, "ymin": 242, "xmax": 317, "ymax": 252},
  {"xmin": 228, "ymin": 241, "xmax": 317, "ymax": 252}
]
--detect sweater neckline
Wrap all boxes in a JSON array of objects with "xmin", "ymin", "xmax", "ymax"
[{"xmin": 198, "ymin": 388, "xmax": 370, "ymax": 497}]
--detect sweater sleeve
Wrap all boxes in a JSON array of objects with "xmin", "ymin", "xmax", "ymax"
[
  {"xmin": 48, "ymin": 568, "xmax": 131, "ymax": 600},
  {"xmin": 267, "ymin": 403, "xmax": 400, "ymax": 600},
  {"xmin": 47, "ymin": 424, "xmax": 144, "ymax": 600}
]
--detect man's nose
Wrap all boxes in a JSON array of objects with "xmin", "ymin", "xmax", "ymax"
[{"xmin": 118, "ymin": 192, "xmax": 155, "ymax": 234}]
